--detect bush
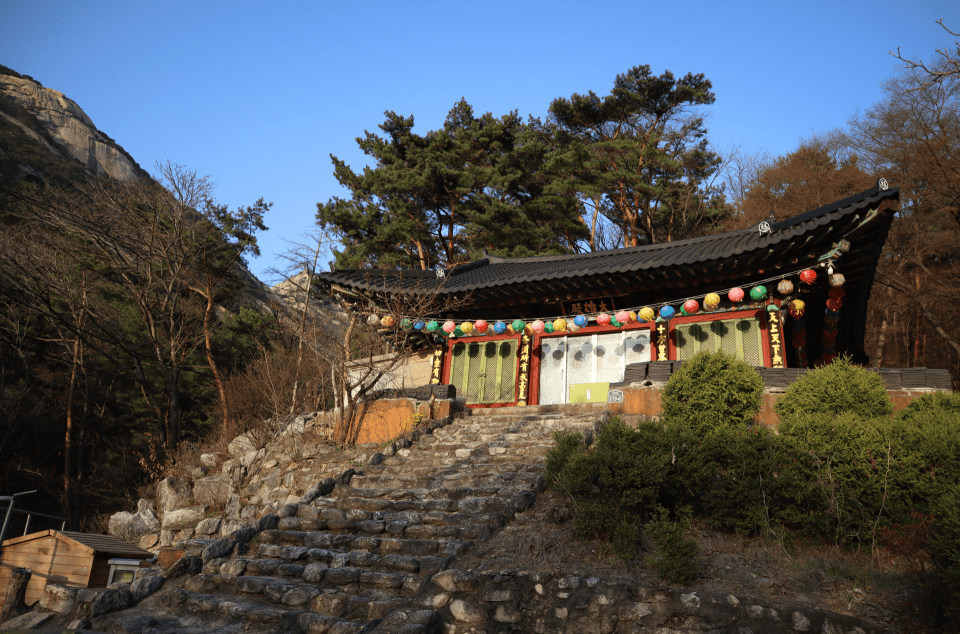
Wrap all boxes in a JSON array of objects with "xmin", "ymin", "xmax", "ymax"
[
  {"xmin": 930, "ymin": 484, "xmax": 960, "ymax": 624},
  {"xmin": 774, "ymin": 357, "xmax": 893, "ymax": 421},
  {"xmin": 660, "ymin": 350, "xmax": 764, "ymax": 433},
  {"xmin": 647, "ymin": 509, "xmax": 699, "ymax": 585}
]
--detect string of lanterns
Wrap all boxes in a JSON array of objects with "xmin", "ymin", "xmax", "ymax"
[{"xmin": 366, "ymin": 263, "xmax": 847, "ymax": 340}]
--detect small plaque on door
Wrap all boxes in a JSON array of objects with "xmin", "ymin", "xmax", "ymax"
[{"xmin": 607, "ymin": 390, "xmax": 623, "ymax": 403}]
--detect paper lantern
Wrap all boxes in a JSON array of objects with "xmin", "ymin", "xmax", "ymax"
[
  {"xmin": 750, "ymin": 285, "xmax": 767, "ymax": 301},
  {"xmin": 493, "ymin": 320, "xmax": 507, "ymax": 334},
  {"xmin": 659, "ymin": 305, "xmax": 675, "ymax": 320},
  {"xmin": 628, "ymin": 311, "xmax": 637, "ymax": 323},
  {"xmin": 442, "ymin": 320, "xmax": 456, "ymax": 333},
  {"xmin": 426, "ymin": 321, "xmax": 439, "ymax": 332},
  {"xmin": 453, "ymin": 326, "xmax": 464, "ymax": 337},
  {"xmin": 474, "ymin": 319, "xmax": 488, "ymax": 333},
  {"xmin": 728, "ymin": 287, "xmax": 745, "ymax": 302},
  {"xmin": 826, "ymin": 298, "xmax": 842, "ymax": 311},
  {"xmin": 401, "ymin": 318, "xmax": 411, "ymax": 329},
  {"xmin": 506, "ymin": 325, "xmax": 515, "ymax": 334},
  {"xmin": 766, "ymin": 303, "xmax": 779, "ymax": 312},
  {"xmin": 544, "ymin": 323, "xmax": 554, "ymax": 334},
  {"xmin": 367, "ymin": 314, "xmax": 380, "ymax": 326},
  {"xmin": 828, "ymin": 288, "xmax": 846, "ymax": 300},
  {"xmin": 800, "ymin": 269, "xmax": 817, "ymax": 285},
  {"xmin": 777, "ymin": 279, "xmax": 794, "ymax": 295},
  {"xmin": 413, "ymin": 320, "xmax": 425, "ymax": 330},
  {"xmin": 460, "ymin": 321, "xmax": 474, "ymax": 334},
  {"xmin": 639, "ymin": 307, "xmax": 655, "ymax": 322},
  {"xmin": 568, "ymin": 323, "xmax": 581, "ymax": 333},
  {"xmin": 381, "ymin": 315, "xmax": 395, "ymax": 327},
  {"xmin": 553, "ymin": 318, "xmax": 567, "ymax": 332},
  {"xmin": 683, "ymin": 299, "xmax": 700, "ymax": 314},
  {"xmin": 704, "ymin": 293, "xmax": 720, "ymax": 310},
  {"xmin": 512, "ymin": 319, "xmax": 525, "ymax": 332},
  {"xmin": 574, "ymin": 315, "xmax": 588, "ymax": 327},
  {"xmin": 789, "ymin": 299, "xmax": 805, "ymax": 312},
  {"xmin": 596, "ymin": 313, "xmax": 611, "ymax": 326},
  {"xmin": 616, "ymin": 310, "xmax": 630, "ymax": 324},
  {"xmin": 829, "ymin": 273, "xmax": 846, "ymax": 288},
  {"xmin": 532, "ymin": 320, "xmax": 545, "ymax": 333}
]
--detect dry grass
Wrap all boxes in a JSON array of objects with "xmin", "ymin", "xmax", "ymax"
[{"xmin": 457, "ymin": 489, "xmax": 941, "ymax": 633}]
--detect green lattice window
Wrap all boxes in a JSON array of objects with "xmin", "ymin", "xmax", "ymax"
[
  {"xmin": 449, "ymin": 339, "xmax": 518, "ymax": 405},
  {"xmin": 673, "ymin": 317, "xmax": 763, "ymax": 366}
]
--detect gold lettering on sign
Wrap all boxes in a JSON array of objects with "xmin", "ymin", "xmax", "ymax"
[
  {"xmin": 430, "ymin": 346, "xmax": 445, "ymax": 384},
  {"xmin": 656, "ymin": 323, "xmax": 667, "ymax": 361},
  {"xmin": 766, "ymin": 311, "xmax": 784, "ymax": 368},
  {"xmin": 517, "ymin": 335, "xmax": 532, "ymax": 406}
]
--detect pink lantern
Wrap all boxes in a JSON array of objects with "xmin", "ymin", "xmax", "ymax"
[
  {"xmin": 616, "ymin": 310, "xmax": 630, "ymax": 324},
  {"xmin": 596, "ymin": 313, "xmax": 611, "ymax": 326},
  {"xmin": 474, "ymin": 319, "xmax": 488, "ymax": 333},
  {"xmin": 532, "ymin": 319, "xmax": 545, "ymax": 333},
  {"xmin": 442, "ymin": 320, "xmax": 456, "ymax": 333},
  {"xmin": 728, "ymin": 287, "xmax": 745, "ymax": 302},
  {"xmin": 683, "ymin": 299, "xmax": 700, "ymax": 314}
]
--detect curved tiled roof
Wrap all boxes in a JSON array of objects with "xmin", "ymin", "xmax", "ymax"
[{"xmin": 319, "ymin": 183, "xmax": 900, "ymax": 298}]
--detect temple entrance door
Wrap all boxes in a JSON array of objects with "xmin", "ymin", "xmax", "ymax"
[
  {"xmin": 448, "ymin": 339, "xmax": 519, "ymax": 406},
  {"xmin": 538, "ymin": 330, "xmax": 652, "ymax": 405}
]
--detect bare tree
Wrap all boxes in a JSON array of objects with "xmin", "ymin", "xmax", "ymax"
[{"xmin": 891, "ymin": 20, "xmax": 960, "ymax": 89}]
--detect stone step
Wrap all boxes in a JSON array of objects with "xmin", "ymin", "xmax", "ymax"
[{"xmin": 252, "ymin": 532, "xmax": 473, "ymax": 560}]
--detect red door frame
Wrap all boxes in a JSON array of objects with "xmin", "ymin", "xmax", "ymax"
[
  {"xmin": 528, "ymin": 322, "xmax": 657, "ymax": 406},
  {"xmin": 665, "ymin": 308, "xmax": 773, "ymax": 367},
  {"xmin": 441, "ymin": 334, "xmax": 523, "ymax": 408}
]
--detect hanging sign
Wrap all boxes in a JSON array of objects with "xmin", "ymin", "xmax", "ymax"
[
  {"xmin": 430, "ymin": 346, "xmax": 445, "ymax": 384},
  {"xmin": 562, "ymin": 297, "xmax": 616, "ymax": 316},
  {"xmin": 766, "ymin": 310, "xmax": 785, "ymax": 368},
  {"xmin": 655, "ymin": 321, "xmax": 667, "ymax": 361},
  {"xmin": 517, "ymin": 334, "xmax": 532, "ymax": 406}
]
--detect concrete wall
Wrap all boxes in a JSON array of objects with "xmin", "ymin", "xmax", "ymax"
[{"xmin": 347, "ymin": 350, "xmax": 434, "ymax": 400}]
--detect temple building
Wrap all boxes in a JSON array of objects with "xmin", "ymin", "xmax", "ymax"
[{"xmin": 319, "ymin": 181, "xmax": 913, "ymax": 408}]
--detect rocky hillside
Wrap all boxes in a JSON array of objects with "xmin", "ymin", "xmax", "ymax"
[{"xmin": 0, "ymin": 65, "xmax": 147, "ymax": 186}]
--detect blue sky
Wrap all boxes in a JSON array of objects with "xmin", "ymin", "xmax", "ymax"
[{"xmin": 1, "ymin": 1, "xmax": 957, "ymax": 282}]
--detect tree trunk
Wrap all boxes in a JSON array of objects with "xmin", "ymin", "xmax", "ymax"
[
  {"xmin": 63, "ymin": 336, "xmax": 80, "ymax": 530},
  {"xmin": 872, "ymin": 309, "xmax": 888, "ymax": 368},
  {"xmin": 203, "ymin": 294, "xmax": 229, "ymax": 434},
  {"xmin": 0, "ymin": 567, "xmax": 31, "ymax": 622}
]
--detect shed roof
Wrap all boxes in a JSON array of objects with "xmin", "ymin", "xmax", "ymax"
[{"xmin": 1, "ymin": 530, "xmax": 152, "ymax": 558}]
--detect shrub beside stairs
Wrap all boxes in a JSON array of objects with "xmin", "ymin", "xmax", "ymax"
[{"xmin": 90, "ymin": 408, "xmax": 601, "ymax": 633}]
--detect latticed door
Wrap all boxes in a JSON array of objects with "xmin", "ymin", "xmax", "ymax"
[
  {"xmin": 448, "ymin": 339, "xmax": 519, "ymax": 405},
  {"xmin": 673, "ymin": 316, "xmax": 764, "ymax": 365}
]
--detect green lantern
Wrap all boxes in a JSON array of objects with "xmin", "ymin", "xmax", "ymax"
[
  {"xmin": 544, "ymin": 322, "xmax": 554, "ymax": 334},
  {"xmin": 401, "ymin": 318, "xmax": 411, "ymax": 329},
  {"xmin": 453, "ymin": 326, "xmax": 464, "ymax": 337},
  {"xmin": 750, "ymin": 285, "xmax": 768, "ymax": 301},
  {"xmin": 512, "ymin": 319, "xmax": 525, "ymax": 332},
  {"xmin": 426, "ymin": 321, "xmax": 439, "ymax": 332}
]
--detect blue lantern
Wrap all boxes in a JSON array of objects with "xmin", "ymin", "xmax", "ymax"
[
  {"xmin": 413, "ymin": 320, "xmax": 425, "ymax": 330},
  {"xmin": 573, "ymin": 315, "xmax": 587, "ymax": 327},
  {"xmin": 493, "ymin": 320, "xmax": 507, "ymax": 334},
  {"xmin": 659, "ymin": 305, "xmax": 676, "ymax": 320}
]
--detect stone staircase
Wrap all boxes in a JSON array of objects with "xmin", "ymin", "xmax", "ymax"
[{"xmin": 91, "ymin": 408, "xmax": 601, "ymax": 634}]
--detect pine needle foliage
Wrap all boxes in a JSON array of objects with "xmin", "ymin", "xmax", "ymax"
[
  {"xmin": 660, "ymin": 350, "xmax": 764, "ymax": 432},
  {"xmin": 774, "ymin": 357, "xmax": 893, "ymax": 420}
]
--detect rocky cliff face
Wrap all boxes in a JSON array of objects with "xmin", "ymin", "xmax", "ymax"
[{"xmin": 0, "ymin": 66, "xmax": 147, "ymax": 183}]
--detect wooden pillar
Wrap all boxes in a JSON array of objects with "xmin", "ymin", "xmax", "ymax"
[{"xmin": 0, "ymin": 567, "xmax": 31, "ymax": 622}]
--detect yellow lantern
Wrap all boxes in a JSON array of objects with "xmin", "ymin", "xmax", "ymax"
[
  {"xmin": 553, "ymin": 318, "xmax": 567, "ymax": 332},
  {"xmin": 460, "ymin": 321, "xmax": 474, "ymax": 334}
]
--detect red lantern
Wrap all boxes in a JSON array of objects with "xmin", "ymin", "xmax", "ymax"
[
  {"xmin": 596, "ymin": 313, "xmax": 611, "ymax": 326},
  {"xmin": 800, "ymin": 269, "xmax": 817, "ymax": 285},
  {"xmin": 474, "ymin": 319, "xmax": 488, "ymax": 333},
  {"xmin": 728, "ymin": 287, "xmax": 744, "ymax": 302},
  {"xmin": 683, "ymin": 299, "xmax": 700, "ymax": 314},
  {"xmin": 829, "ymin": 288, "xmax": 846, "ymax": 300},
  {"xmin": 826, "ymin": 298, "xmax": 843, "ymax": 311}
]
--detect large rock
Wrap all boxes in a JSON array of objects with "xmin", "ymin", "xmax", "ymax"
[
  {"xmin": 0, "ymin": 611, "xmax": 52, "ymax": 630},
  {"xmin": 161, "ymin": 505, "xmax": 208, "ymax": 529},
  {"xmin": 39, "ymin": 583, "xmax": 77, "ymax": 614},
  {"xmin": 193, "ymin": 474, "xmax": 232, "ymax": 506},
  {"xmin": 0, "ymin": 73, "xmax": 143, "ymax": 182},
  {"xmin": 129, "ymin": 573, "xmax": 164, "ymax": 603},
  {"xmin": 157, "ymin": 476, "xmax": 194, "ymax": 512},
  {"xmin": 228, "ymin": 432, "xmax": 258, "ymax": 457},
  {"xmin": 108, "ymin": 508, "xmax": 160, "ymax": 542},
  {"xmin": 89, "ymin": 587, "xmax": 131, "ymax": 616}
]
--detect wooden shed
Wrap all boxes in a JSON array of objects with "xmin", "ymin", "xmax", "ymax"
[{"xmin": 0, "ymin": 530, "xmax": 152, "ymax": 611}]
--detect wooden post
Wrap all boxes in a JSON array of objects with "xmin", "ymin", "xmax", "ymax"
[{"xmin": 0, "ymin": 567, "xmax": 31, "ymax": 622}]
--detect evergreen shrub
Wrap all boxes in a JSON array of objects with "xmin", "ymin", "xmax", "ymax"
[
  {"xmin": 774, "ymin": 357, "xmax": 893, "ymax": 420},
  {"xmin": 930, "ymin": 484, "xmax": 960, "ymax": 624},
  {"xmin": 647, "ymin": 509, "xmax": 699, "ymax": 585},
  {"xmin": 660, "ymin": 350, "xmax": 764, "ymax": 433}
]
